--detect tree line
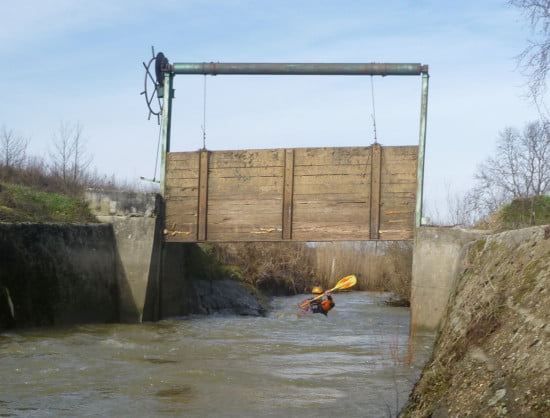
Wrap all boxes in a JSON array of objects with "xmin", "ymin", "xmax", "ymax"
[
  {"xmin": 440, "ymin": 120, "xmax": 550, "ymax": 227},
  {"xmin": 0, "ymin": 122, "xmax": 154, "ymax": 194},
  {"xmin": 436, "ymin": 1, "xmax": 550, "ymax": 227}
]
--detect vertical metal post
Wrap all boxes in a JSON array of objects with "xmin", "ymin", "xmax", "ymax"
[
  {"xmin": 160, "ymin": 71, "xmax": 174, "ymax": 197},
  {"xmin": 157, "ymin": 71, "xmax": 174, "ymax": 320},
  {"xmin": 415, "ymin": 72, "xmax": 429, "ymax": 228}
]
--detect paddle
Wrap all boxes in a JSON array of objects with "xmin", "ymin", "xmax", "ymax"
[{"xmin": 299, "ymin": 274, "xmax": 357, "ymax": 309}]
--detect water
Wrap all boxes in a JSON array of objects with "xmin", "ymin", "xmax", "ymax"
[{"xmin": 0, "ymin": 292, "xmax": 434, "ymax": 417}]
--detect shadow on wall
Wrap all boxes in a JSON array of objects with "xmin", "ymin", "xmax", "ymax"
[
  {"xmin": 0, "ymin": 223, "xmax": 137, "ymax": 330},
  {"xmin": 142, "ymin": 194, "xmax": 165, "ymax": 321}
]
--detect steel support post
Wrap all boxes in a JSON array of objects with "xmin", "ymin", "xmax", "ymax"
[
  {"xmin": 415, "ymin": 72, "xmax": 429, "ymax": 228},
  {"xmin": 160, "ymin": 72, "xmax": 174, "ymax": 197}
]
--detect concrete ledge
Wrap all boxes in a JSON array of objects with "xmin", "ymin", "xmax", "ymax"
[{"xmin": 85, "ymin": 189, "xmax": 156, "ymax": 217}]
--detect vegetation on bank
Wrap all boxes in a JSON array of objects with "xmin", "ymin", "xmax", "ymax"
[
  {"xmin": 479, "ymin": 195, "xmax": 550, "ymax": 230},
  {"xmin": 202, "ymin": 241, "xmax": 413, "ymax": 302},
  {"xmin": 0, "ymin": 182, "xmax": 97, "ymax": 223}
]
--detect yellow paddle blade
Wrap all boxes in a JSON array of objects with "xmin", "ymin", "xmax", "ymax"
[
  {"xmin": 298, "ymin": 274, "xmax": 357, "ymax": 309},
  {"xmin": 332, "ymin": 274, "xmax": 357, "ymax": 291}
]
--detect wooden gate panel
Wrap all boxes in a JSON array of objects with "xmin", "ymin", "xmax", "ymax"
[
  {"xmin": 291, "ymin": 147, "xmax": 371, "ymax": 241},
  {"xmin": 164, "ymin": 145, "xmax": 417, "ymax": 242},
  {"xmin": 204, "ymin": 149, "xmax": 284, "ymax": 241},
  {"xmin": 378, "ymin": 146, "xmax": 417, "ymax": 240}
]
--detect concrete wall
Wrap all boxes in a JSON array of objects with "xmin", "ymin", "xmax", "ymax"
[
  {"xmin": 0, "ymin": 223, "xmax": 121, "ymax": 328},
  {"xmin": 85, "ymin": 190, "xmax": 161, "ymax": 322},
  {"xmin": 411, "ymin": 226, "xmax": 487, "ymax": 331},
  {"xmin": 0, "ymin": 189, "xmax": 266, "ymax": 329}
]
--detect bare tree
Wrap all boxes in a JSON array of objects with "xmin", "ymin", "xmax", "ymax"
[
  {"xmin": 49, "ymin": 121, "xmax": 92, "ymax": 191},
  {"xmin": 469, "ymin": 120, "xmax": 550, "ymax": 219},
  {"xmin": 509, "ymin": 0, "xmax": 550, "ymax": 102},
  {"xmin": 0, "ymin": 126, "xmax": 28, "ymax": 169},
  {"xmin": 444, "ymin": 182, "xmax": 479, "ymax": 227}
]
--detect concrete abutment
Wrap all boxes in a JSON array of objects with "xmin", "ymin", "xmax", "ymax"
[{"xmin": 411, "ymin": 226, "xmax": 488, "ymax": 331}]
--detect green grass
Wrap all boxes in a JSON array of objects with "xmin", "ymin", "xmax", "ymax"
[
  {"xmin": 0, "ymin": 182, "xmax": 98, "ymax": 223},
  {"xmin": 500, "ymin": 195, "xmax": 550, "ymax": 227}
]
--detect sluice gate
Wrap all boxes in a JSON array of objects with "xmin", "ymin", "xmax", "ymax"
[
  {"xmin": 142, "ymin": 50, "xmax": 429, "ymax": 242},
  {"xmin": 164, "ymin": 144, "xmax": 417, "ymax": 242}
]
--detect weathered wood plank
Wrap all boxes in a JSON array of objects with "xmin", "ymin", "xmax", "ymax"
[
  {"xmin": 165, "ymin": 186, "xmax": 199, "ymax": 199},
  {"xmin": 167, "ymin": 152, "xmax": 200, "ymax": 168},
  {"xmin": 370, "ymin": 144, "xmax": 381, "ymax": 239},
  {"xmin": 293, "ymin": 164, "xmax": 370, "ymax": 176},
  {"xmin": 207, "ymin": 230, "xmax": 282, "ymax": 241},
  {"xmin": 282, "ymin": 149, "xmax": 294, "ymax": 240},
  {"xmin": 294, "ymin": 147, "xmax": 372, "ymax": 165},
  {"xmin": 295, "ymin": 173, "xmax": 370, "ymax": 184},
  {"xmin": 209, "ymin": 177, "xmax": 284, "ymax": 195},
  {"xmin": 165, "ymin": 168, "xmax": 199, "ymax": 180},
  {"xmin": 197, "ymin": 150, "xmax": 209, "ymax": 240},
  {"xmin": 208, "ymin": 166, "xmax": 284, "ymax": 179},
  {"xmin": 209, "ymin": 149, "xmax": 285, "ymax": 168}
]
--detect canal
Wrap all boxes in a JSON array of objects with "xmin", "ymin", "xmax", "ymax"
[{"xmin": 0, "ymin": 291, "xmax": 434, "ymax": 417}]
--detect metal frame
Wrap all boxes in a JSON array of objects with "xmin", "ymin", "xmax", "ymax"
[{"xmin": 157, "ymin": 59, "xmax": 429, "ymax": 228}]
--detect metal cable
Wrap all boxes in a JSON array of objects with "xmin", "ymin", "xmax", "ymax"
[
  {"xmin": 153, "ymin": 115, "xmax": 162, "ymax": 181},
  {"xmin": 202, "ymin": 75, "xmax": 207, "ymax": 149},
  {"xmin": 370, "ymin": 75, "xmax": 378, "ymax": 143}
]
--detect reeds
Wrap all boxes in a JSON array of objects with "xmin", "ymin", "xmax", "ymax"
[{"xmin": 207, "ymin": 240, "xmax": 413, "ymax": 304}]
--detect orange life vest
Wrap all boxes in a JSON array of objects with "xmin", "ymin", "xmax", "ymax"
[{"xmin": 321, "ymin": 299, "xmax": 334, "ymax": 312}]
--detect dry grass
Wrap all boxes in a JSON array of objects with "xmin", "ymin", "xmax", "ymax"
[
  {"xmin": 389, "ymin": 323, "xmax": 418, "ymax": 366},
  {"xmin": 311, "ymin": 241, "xmax": 412, "ymax": 303},
  {"xmin": 207, "ymin": 240, "xmax": 413, "ymax": 304},
  {"xmin": 202, "ymin": 242, "xmax": 316, "ymax": 295}
]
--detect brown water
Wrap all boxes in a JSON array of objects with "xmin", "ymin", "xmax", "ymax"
[{"xmin": 0, "ymin": 292, "xmax": 434, "ymax": 417}]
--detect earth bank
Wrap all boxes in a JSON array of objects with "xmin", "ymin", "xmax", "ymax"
[{"xmin": 402, "ymin": 225, "xmax": 550, "ymax": 416}]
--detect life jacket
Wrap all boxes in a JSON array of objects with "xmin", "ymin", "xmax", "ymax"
[
  {"xmin": 309, "ymin": 297, "xmax": 334, "ymax": 315},
  {"xmin": 321, "ymin": 298, "xmax": 334, "ymax": 312}
]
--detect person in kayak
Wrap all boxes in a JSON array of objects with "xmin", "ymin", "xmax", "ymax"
[{"xmin": 307, "ymin": 285, "xmax": 335, "ymax": 316}]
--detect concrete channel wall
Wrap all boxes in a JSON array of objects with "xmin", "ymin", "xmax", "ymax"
[
  {"xmin": 0, "ymin": 223, "xmax": 121, "ymax": 328},
  {"xmin": 85, "ymin": 190, "xmax": 162, "ymax": 322},
  {"xmin": 0, "ymin": 190, "xmax": 163, "ymax": 329},
  {"xmin": 0, "ymin": 190, "xmax": 268, "ymax": 330},
  {"xmin": 411, "ymin": 226, "xmax": 488, "ymax": 331}
]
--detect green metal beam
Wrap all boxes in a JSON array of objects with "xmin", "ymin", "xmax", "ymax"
[{"xmin": 170, "ymin": 62, "xmax": 428, "ymax": 76}]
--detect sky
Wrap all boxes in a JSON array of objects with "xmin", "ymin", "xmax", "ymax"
[{"xmin": 0, "ymin": 0, "xmax": 544, "ymax": 223}]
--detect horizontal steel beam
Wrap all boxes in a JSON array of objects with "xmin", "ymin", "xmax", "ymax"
[{"xmin": 169, "ymin": 62, "xmax": 428, "ymax": 76}]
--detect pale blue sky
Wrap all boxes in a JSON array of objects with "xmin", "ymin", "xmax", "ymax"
[{"xmin": 0, "ymin": 0, "xmax": 542, "ymax": 221}]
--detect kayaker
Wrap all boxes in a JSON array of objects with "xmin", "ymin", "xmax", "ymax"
[{"xmin": 307, "ymin": 285, "xmax": 335, "ymax": 316}]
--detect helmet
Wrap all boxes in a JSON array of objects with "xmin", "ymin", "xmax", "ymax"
[{"xmin": 311, "ymin": 286, "xmax": 323, "ymax": 294}]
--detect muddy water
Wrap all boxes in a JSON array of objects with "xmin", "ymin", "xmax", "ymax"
[{"xmin": 0, "ymin": 292, "xmax": 434, "ymax": 417}]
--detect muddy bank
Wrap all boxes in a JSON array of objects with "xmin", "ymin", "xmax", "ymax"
[{"xmin": 403, "ymin": 225, "xmax": 550, "ymax": 416}]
